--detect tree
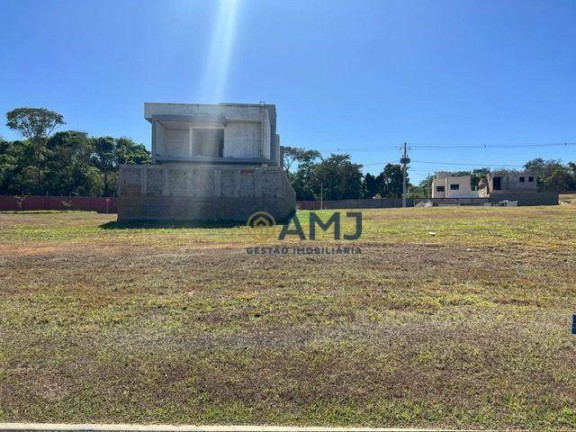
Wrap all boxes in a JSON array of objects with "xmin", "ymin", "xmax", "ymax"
[
  {"xmin": 406, "ymin": 174, "xmax": 435, "ymax": 198},
  {"xmin": 6, "ymin": 107, "xmax": 65, "ymax": 163},
  {"xmin": 90, "ymin": 136, "xmax": 151, "ymax": 196},
  {"xmin": 379, "ymin": 163, "xmax": 406, "ymax": 198},
  {"xmin": 363, "ymin": 173, "xmax": 381, "ymax": 199},
  {"xmin": 0, "ymin": 105, "xmax": 150, "ymax": 196},
  {"xmin": 91, "ymin": 137, "xmax": 116, "ymax": 196},
  {"xmin": 0, "ymin": 140, "xmax": 25, "ymax": 194},
  {"xmin": 287, "ymin": 148, "xmax": 322, "ymax": 200},
  {"xmin": 310, "ymin": 154, "xmax": 363, "ymax": 200},
  {"xmin": 542, "ymin": 167, "xmax": 574, "ymax": 192},
  {"xmin": 524, "ymin": 158, "xmax": 569, "ymax": 191},
  {"xmin": 115, "ymin": 137, "xmax": 152, "ymax": 165},
  {"xmin": 281, "ymin": 146, "xmax": 321, "ymax": 172},
  {"xmin": 45, "ymin": 131, "xmax": 101, "ymax": 196}
]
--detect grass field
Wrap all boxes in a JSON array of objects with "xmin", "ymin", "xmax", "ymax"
[{"xmin": 1, "ymin": 207, "xmax": 576, "ymax": 430}]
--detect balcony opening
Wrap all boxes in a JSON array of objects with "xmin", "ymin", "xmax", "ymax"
[{"xmin": 193, "ymin": 128, "xmax": 224, "ymax": 157}]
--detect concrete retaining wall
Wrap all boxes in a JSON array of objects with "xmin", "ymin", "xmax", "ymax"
[
  {"xmin": 299, "ymin": 193, "xmax": 559, "ymax": 210},
  {"xmin": 118, "ymin": 164, "xmax": 296, "ymax": 222},
  {"xmin": 297, "ymin": 198, "xmax": 410, "ymax": 210},
  {"xmin": 414, "ymin": 198, "xmax": 491, "ymax": 206},
  {"xmin": 414, "ymin": 193, "xmax": 558, "ymax": 206},
  {"xmin": 489, "ymin": 192, "xmax": 559, "ymax": 206}
]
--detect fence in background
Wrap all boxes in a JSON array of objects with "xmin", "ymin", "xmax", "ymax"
[
  {"xmin": 413, "ymin": 197, "xmax": 490, "ymax": 206},
  {"xmin": 0, "ymin": 193, "xmax": 558, "ymax": 214},
  {"xmin": 488, "ymin": 192, "xmax": 559, "ymax": 206},
  {"xmin": 298, "ymin": 193, "xmax": 558, "ymax": 210},
  {"xmin": 297, "ymin": 198, "xmax": 412, "ymax": 210},
  {"xmin": 414, "ymin": 193, "xmax": 559, "ymax": 207},
  {"xmin": 0, "ymin": 195, "xmax": 117, "ymax": 213}
]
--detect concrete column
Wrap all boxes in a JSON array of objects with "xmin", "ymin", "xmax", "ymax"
[
  {"xmin": 189, "ymin": 126, "xmax": 193, "ymax": 156},
  {"xmin": 151, "ymin": 121, "xmax": 157, "ymax": 164},
  {"xmin": 153, "ymin": 120, "xmax": 165, "ymax": 162}
]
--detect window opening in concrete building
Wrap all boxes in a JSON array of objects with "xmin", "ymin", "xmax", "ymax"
[
  {"xmin": 450, "ymin": 184, "xmax": 460, "ymax": 190},
  {"xmin": 436, "ymin": 186, "xmax": 445, "ymax": 192},
  {"xmin": 193, "ymin": 128, "xmax": 224, "ymax": 157},
  {"xmin": 493, "ymin": 177, "xmax": 502, "ymax": 190}
]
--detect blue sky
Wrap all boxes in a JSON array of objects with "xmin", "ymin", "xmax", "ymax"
[{"xmin": 1, "ymin": 0, "xmax": 575, "ymax": 181}]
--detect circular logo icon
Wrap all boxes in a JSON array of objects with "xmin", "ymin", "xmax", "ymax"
[{"xmin": 247, "ymin": 211, "xmax": 277, "ymax": 242}]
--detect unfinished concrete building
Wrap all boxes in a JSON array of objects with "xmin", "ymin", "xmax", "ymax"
[
  {"xmin": 478, "ymin": 171, "xmax": 537, "ymax": 197},
  {"xmin": 118, "ymin": 103, "xmax": 296, "ymax": 222},
  {"xmin": 476, "ymin": 171, "xmax": 558, "ymax": 205}
]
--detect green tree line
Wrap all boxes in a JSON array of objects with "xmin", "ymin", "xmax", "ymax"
[
  {"xmin": 0, "ymin": 107, "xmax": 150, "ymax": 196},
  {"xmin": 2, "ymin": 108, "xmax": 575, "ymax": 199},
  {"xmin": 282, "ymin": 146, "xmax": 408, "ymax": 200},
  {"xmin": 283, "ymin": 146, "xmax": 576, "ymax": 201}
]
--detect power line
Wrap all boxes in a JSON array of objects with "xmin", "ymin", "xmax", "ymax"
[
  {"xmin": 321, "ymin": 142, "xmax": 575, "ymax": 153},
  {"xmin": 322, "ymin": 147, "xmax": 401, "ymax": 153},
  {"xmin": 411, "ymin": 160, "xmax": 525, "ymax": 167},
  {"xmin": 362, "ymin": 160, "xmax": 526, "ymax": 168},
  {"xmin": 409, "ymin": 142, "xmax": 575, "ymax": 149}
]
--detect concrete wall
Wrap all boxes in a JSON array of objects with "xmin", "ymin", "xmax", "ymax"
[
  {"xmin": 118, "ymin": 164, "xmax": 296, "ymax": 222},
  {"xmin": 416, "ymin": 193, "xmax": 558, "ymax": 206},
  {"xmin": 224, "ymin": 122, "xmax": 260, "ymax": 158},
  {"xmin": 146, "ymin": 103, "xmax": 277, "ymax": 165},
  {"xmin": 480, "ymin": 172, "xmax": 538, "ymax": 196},
  {"xmin": 489, "ymin": 192, "xmax": 558, "ymax": 206},
  {"xmin": 145, "ymin": 103, "xmax": 270, "ymax": 121},
  {"xmin": 497, "ymin": 173, "xmax": 537, "ymax": 191},
  {"xmin": 297, "ymin": 198, "xmax": 411, "ymax": 210},
  {"xmin": 298, "ymin": 195, "xmax": 558, "ymax": 209},
  {"xmin": 164, "ymin": 129, "xmax": 189, "ymax": 157},
  {"xmin": 415, "ymin": 198, "xmax": 490, "ymax": 206}
]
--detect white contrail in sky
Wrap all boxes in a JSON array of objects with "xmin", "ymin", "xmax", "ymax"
[{"xmin": 201, "ymin": 0, "xmax": 241, "ymax": 103}]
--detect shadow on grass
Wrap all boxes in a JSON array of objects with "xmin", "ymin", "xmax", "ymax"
[{"xmin": 99, "ymin": 220, "xmax": 244, "ymax": 230}]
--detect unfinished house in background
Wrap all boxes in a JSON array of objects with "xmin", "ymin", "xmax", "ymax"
[
  {"xmin": 478, "ymin": 171, "xmax": 537, "ymax": 196},
  {"xmin": 431, "ymin": 172, "xmax": 478, "ymax": 198},
  {"xmin": 476, "ymin": 171, "xmax": 558, "ymax": 205},
  {"xmin": 118, "ymin": 103, "xmax": 295, "ymax": 222}
]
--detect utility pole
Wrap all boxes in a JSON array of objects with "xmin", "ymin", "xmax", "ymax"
[{"xmin": 400, "ymin": 142, "xmax": 410, "ymax": 207}]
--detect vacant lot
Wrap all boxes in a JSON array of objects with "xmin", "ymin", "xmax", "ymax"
[{"xmin": 0, "ymin": 207, "xmax": 575, "ymax": 430}]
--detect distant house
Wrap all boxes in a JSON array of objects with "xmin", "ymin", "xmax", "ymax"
[
  {"xmin": 431, "ymin": 171, "xmax": 478, "ymax": 198},
  {"xmin": 478, "ymin": 171, "xmax": 537, "ymax": 197}
]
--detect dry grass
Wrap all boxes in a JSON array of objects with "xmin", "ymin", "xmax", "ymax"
[{"xmin": 0, "ymin": 207, "xmax": 575, "ymax": 430}]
